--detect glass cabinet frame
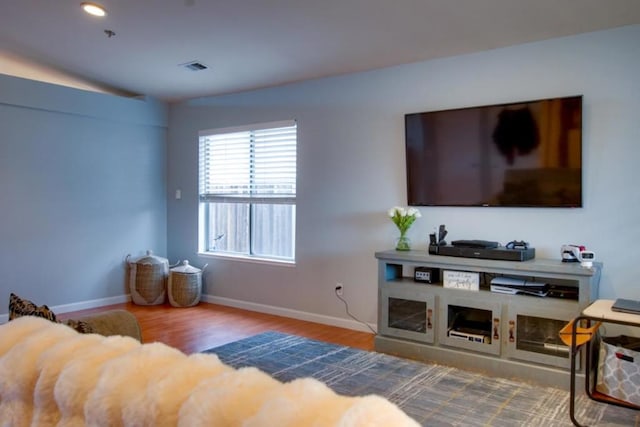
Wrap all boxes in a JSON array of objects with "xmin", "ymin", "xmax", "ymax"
[
  {"xmin": 438, "ymin": 293, "xmax": 502, "ymax": 356},
  {"xmin": 504, "ymin": 299, "xmax": 578, "ymax": 369},
  {"xmin": 379, "ymin": 283, "xmax": 436, "ymax": 344}
]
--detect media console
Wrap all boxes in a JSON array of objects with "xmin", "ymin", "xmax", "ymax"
[{"xmin": 375, "ymin": 249, "xmax": 601, "ymax": 389}]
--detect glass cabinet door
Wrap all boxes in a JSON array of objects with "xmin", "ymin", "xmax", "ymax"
[
  {"xmin": 379, "ymin": 284, "xmax": 436, "ymax": 344},
  {"xmin": 505, "ymin": 300, "xmax": 577, "ymax": 369},
  {"xmin": 438, "ymin": 294, "xmax": 502, "ymax": 356}
]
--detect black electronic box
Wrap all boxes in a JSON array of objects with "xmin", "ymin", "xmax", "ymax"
[
  {"xmin": 428, "ymin": 244, "xmax": 535, "ymax": 262},
  {"xmin": 414, "ymin": 267, "xmax": 440, "ymax": 283}
]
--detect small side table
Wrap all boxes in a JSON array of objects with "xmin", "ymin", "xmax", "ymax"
[{"xmin": 569, "ymin": 299, "xmax": 640, "ymax": 426}]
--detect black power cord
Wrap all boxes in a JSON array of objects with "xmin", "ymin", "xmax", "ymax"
[{"xmin": 335, "ymin": 287, "xmax": 377, "ymax": 334}]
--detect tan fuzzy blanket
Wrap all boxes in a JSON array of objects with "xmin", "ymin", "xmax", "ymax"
[{"xmin": 0, "ymin": 316, "xmax": 419, "ymax": 427}]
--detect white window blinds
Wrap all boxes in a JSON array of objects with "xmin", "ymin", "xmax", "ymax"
[{"xmin": 199, "ymin": 120, "xmax": 297, "ymax": 204}]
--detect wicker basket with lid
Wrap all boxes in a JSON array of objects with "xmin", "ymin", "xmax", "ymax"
[
  {"xmin": 127, "ymin": 250, "xmax": 169, "ymax": 306},
  {"xmin": 168, "ymin": 261, "xmax": 206, "ymax": 307}
]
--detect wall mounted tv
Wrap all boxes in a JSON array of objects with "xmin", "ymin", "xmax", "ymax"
[{"xmin": 405, "ymin": 95, "xmax": 583, "ymax": 207}]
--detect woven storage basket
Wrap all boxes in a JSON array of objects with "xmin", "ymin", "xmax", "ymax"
[
  {"xmin": 168, "ymin": 261, "xmax": 206, "ymax": 307},
  {"xmin": 127, "ymin": 250, "xmax": 169, "ymax": 306}
]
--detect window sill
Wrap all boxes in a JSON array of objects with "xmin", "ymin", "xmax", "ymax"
[{"xmin": 197, "ymin": 251, "xmax": 296, "ymax": 267}]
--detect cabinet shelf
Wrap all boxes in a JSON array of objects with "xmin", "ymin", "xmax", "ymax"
[{"xmin": 375, "ymin": 249, "xmax": 601, "ymax": 388}]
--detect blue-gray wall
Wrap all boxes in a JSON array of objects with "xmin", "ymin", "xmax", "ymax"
[
  {"xmin": 0, "ymin": 75, "xmax": 168, "ymax": 313},
  {"xmin": 167, "ymin": 25, "xmax": 640, "ymax": 327},
  {"xmin": 2, "ymin": 25, "xmax": 638, "ymax": 328}
]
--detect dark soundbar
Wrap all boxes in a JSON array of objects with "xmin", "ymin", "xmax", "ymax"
[{"xmin": 428, "ymin": 244, "xmax": 535, "ymax": 262}]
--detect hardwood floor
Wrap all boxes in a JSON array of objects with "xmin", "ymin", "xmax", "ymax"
[{"xmin": 61, "ymin": 302, "xmax": 375, "ymax": 354}]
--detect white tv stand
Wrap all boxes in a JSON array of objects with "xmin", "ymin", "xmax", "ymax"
[{"xmin": 374, "ymin": 249, "xmax": 601, "ymax": 389}]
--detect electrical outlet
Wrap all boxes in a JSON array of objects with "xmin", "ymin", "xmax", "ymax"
[{"xmin": 335, "ymin": 282, "xmax": 344, "ymax": 296}]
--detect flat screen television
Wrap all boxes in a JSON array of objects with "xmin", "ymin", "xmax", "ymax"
[{"xmin": 405, "ymin": 95, "xmax": 583, "ymax": 207}]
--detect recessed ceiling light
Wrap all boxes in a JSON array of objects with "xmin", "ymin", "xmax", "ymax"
[{"xmin": 81, "ymin": 2, "xmax": 107, "ymax": 17}]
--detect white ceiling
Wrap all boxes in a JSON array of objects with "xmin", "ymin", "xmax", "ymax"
[{"xmin": 1, "ymin": 0, "xmax": 639, "ymax": 102}]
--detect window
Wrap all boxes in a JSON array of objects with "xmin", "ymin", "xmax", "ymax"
[{"xmin": 198, "ymin": 120, "xmax": 297, "ymax": 262}]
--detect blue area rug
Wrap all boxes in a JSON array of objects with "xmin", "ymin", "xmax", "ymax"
[{"xmin": 205, "ymin": 331, "xmax": 637, "ymax": 426}]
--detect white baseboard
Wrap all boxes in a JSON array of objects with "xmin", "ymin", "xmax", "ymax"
[
  {"xmin": 51, "ymin": 294, "xmax": 131, "ymax": 314},
  {"xmin": 0, "ymin": 294, "xmax": 131, "ymax": 324},
  {"xmin": 202, "ymin": 294, "xmax": 377, "ymax": 334},
  {"xmin": 1, "ymin": 294, "xmax": 377, "ymax": 335}
]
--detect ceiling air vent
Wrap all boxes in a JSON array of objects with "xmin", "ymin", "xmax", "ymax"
[{"xmin": 181, "ymin": 61, "xmax": 209, "ymax": 71}]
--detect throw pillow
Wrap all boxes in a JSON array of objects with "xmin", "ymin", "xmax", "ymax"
[
  {"xmin": 63, "ymin": 318, "xmax": 95, "ymax": 334},
  {"xmin": 8, "ymin": 293, "xmax": 96, "ymax": 334},
  {"xmin": 8, "ymin": 292, "xmax": 58, "ymax": 322}
]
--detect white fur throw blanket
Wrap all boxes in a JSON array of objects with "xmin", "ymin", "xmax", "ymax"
[{"xmin": 0, "ymin": 317, "xmax": 419, "ymax": 427}]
